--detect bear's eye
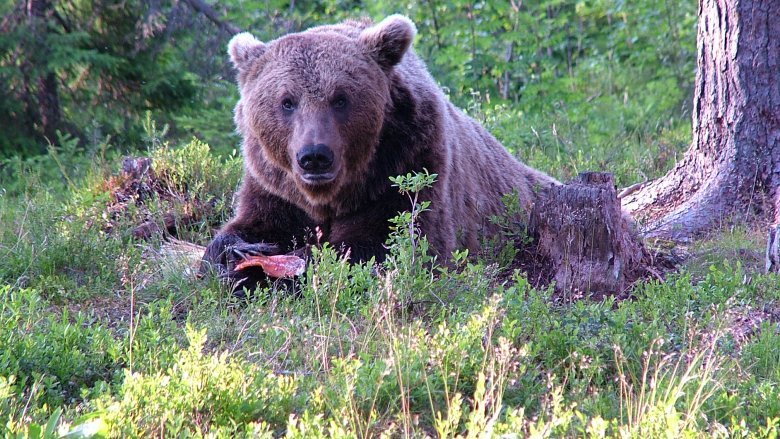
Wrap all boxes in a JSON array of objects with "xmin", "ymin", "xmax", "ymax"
[
  {"xmin": 281, "ymin": 98, "xmax": 296, "ymax": 112},
  {"xmin": 332, "ymin": 96, "xmax": 348, "ymax": 109}
]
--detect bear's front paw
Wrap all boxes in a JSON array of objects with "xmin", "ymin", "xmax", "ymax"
[
  {"xmin": 202, "ymin": 233, "xmax": 240, "ymax": 272},
  {"xmin": 224, "ymin": 242, "xmax": 284, "ymax": 296},
  {"xmin": 201, "ymin": 235, "xmax": 286, "ymax": 296},
  {"xmin": 226, "ymin": 242, "xmax": 282, "ymax": 263}
]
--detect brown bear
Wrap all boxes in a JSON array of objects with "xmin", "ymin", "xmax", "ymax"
[{"xmin": 203, "ymin": 15, "xmax": 558, "ymax": 290}]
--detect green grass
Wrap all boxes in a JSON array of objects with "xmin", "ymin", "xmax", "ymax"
[{"xmin": 0, "ymin": 132, "xmax": 778, "ymax": 437}]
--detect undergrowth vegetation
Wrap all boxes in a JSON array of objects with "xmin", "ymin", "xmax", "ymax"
[{"xmin": 0, "ymin": 135, "xmax": 779, "ymax": 437}]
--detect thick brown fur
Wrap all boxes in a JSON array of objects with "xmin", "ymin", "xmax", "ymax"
[{"xmin": 203, "ymin": 15, "xmax": 559, "ymax": 289}]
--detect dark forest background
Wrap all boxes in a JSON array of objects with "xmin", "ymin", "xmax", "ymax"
[{"xmin": 1, "ymin": 0, "xmax": 696, "ymax": 189}]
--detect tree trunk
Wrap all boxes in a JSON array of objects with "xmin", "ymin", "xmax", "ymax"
[
  {"xmin": 768, "ymin": 224, "xmax": 780, "ymax": 272},
  {"xmin": 622, "ymin": 0, "xmax": 780, "ymax": 242},
  {"xmin": 27, "ymin": 0, "xmax": 61, "ymax": 146},
  {"xmin": 37, "ymin": 72, "xmax": 61, "ymax": 144},
  {"xmin": 530, "ymin": 172, "xmax": 650, "ymax": 299}
]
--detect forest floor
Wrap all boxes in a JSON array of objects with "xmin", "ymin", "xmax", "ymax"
[{"xmin": 1, "ymin": 138, "xmax": 779, "ymax": 438}]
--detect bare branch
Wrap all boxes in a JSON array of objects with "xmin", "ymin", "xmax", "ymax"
[{"xmin": 181, "ymin": 0, "xmax": 241, "ymax": 35}]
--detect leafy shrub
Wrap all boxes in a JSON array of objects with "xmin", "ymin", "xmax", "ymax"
[
  {"xmin": 88, "ymin": 327, "xmax": 300, "ymax": 437},
  {"xmin": 0, "ymin": 286, "xmax": 120, "ymax": 411}
]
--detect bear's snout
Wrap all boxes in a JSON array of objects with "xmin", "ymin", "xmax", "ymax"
[{"xmin": 296, "ymin": 144, "xmax": 336, "ymax": 182}]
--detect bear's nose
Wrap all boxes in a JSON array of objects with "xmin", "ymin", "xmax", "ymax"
[{"xmin": 296, "ymin": 144, "xmax": 334, "ymax": 174}]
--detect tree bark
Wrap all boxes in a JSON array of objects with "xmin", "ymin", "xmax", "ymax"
[
  {"xmin": 530, "ymin": 172, "xmax": 649, "ymax": 299},
  {"xmin": 622, "ymin": 0, "xmax": 780, "ymax": 242},
  {"xmin": 768, "ymin": 224, "xmax": 780, "ymax": 272}
]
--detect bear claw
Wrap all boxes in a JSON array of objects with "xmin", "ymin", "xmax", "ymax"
[{"xmin": 228, "ymin": 242, "xmax": 282, "ymax": 261}]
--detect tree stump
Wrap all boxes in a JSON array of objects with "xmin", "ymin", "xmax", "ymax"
[
  {"xmin": 121, "ymin": 156, "xmax": 153, "ymax": 179},
  {"xmin": 530, "ymin": 172, "xmax": 649, "ymax": 299}
]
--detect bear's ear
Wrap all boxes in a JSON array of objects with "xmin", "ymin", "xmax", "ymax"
[
  {"xmin": 359, "ymin": 15, "xmax": 416, "ymax": 69},
  {"xmin": 228, "ymin": 32, "xmax": 267, "ymax": 71}
]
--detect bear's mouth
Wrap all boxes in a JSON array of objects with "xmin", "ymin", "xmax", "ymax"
[{"xmin": 301, "ymin": 172, "xmax": 337, "ymax": 185}]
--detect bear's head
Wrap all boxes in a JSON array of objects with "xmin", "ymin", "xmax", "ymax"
[{"xmin": 228, "ymin": 15, "xmax": 417, "ymax": 207}]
